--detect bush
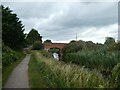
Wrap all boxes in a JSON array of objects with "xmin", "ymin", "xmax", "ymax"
[
  {"xmin": 40, "ymin": 50, "xmax": 53, "ymax": 58},
  {"xmin": 32, "ymin": 41, "xmax": 43, "ymax": 50},
  {"xmin": 2, "ymin": 44, "xmax": 23, "ymax": 70}
]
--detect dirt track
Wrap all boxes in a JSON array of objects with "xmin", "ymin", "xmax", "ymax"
[{"xmin": 4, "ymin": 54, "xmax": 31, "ymax": 88}]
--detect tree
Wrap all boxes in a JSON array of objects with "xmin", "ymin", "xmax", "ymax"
[
  {"xmin": 32, "ymin": 41, "xmax": 43, "ymax": 50},
  {"xmin": 62, "ymin": 41, "xmax": 84, "ymax": 54},
  {"xmin": 44, "ymin": 39, "xmax": 52, "ymax": 43},
  {"xmin": 25, "ymin": 29, "xmax": 42, "ymax": 46},
  {"xmin": 70, "ymin": 40, "xmax": 76, "ymax": 43},
  {"xmin": 2, "ymin": 5, "xmax": 25, "ymax": 50},
  {"xmin": 85, "ymin": 41, "xmax": 94, "ymax": 50},
  {"xmin": 104, "ymin": 37, "xmax": 116, "ymax": 51},
  {"xmin": 116, "ymin": 41, "xmax": 120, "ymax": 50},
  {"xmin": 48, "ymin": 48, "xmax": 59, "ymax": 53}
]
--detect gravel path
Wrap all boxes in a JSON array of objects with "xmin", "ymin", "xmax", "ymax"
[{"xmin": 4, "ymin": 54, "xmax": 31, "ymax": 88}]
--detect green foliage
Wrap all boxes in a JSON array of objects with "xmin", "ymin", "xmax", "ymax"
[
  {"xmin": 32, "ymin": 41, "xmax": 43, "ymax": 50},
  {"xmin": 2, "ymin": 44, "xmax": 23, "ymax": 70},
  {"xmin": 64, "ymin": 50, "xmax": 120, "ymax": 76},
  {"xmin": 63, "ymin": 41, "xmax": 84, "ymax": 54},
  {"xmin": 25, "ymin": 29, "xmax": 42, "ymax": 46},
  {"xmin": 40, "ymin": 50, "xmax": 53, "ymax": 58},
  {"xmin": 104, "ymin": 37, "xmax": 116, "ymax": 51},
  {"xmin": 44, "ymin": 39, "xmax": 52, "ymax": 43},
  {"xmin": 62, "ymin": 37, "xmax": 119, "ymax": 77},
  {"xmin": 85, "ymin": 41, "xmax": 95, "ymax": 50},
  {"xmin": 48, "ymin": 48, "xmax": 59, "ymax": 53},
  {"xmin": 63, "ymin": 40, "xmax": 103, "ymax": 55},
  {"xmin": 112, "ymin": 63, "xmax": 120, "ymax": 87},
  {"xmin": 116, "ymin": 41, "xmax": 120, "ymax": 50},
  {"xmin": 70, "ymin": 40, "xmax": 76, "ymax": 43},
  {"xmin": 62, "ymin": 40, "xmax": 103, "ymax": 65},
  {"xmin": 2, "ymin": 43, "xmax": 25, "ymax": 86},
  {"xmin": 29, "ymin": 51, "xmax": 112, "ymax": 88},
  {"xmin": 2, "ymin": 5, "xmax": 25, "ymax": 50}
]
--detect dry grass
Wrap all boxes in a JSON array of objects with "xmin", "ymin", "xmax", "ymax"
[{"xmin": 29, "ymin": 51, "xmax": 113, "ymax": 88}]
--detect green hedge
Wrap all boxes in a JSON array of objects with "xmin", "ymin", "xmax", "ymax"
[{"xmin": 64, "ymin": 50, "xmax": 120, "ymax": 74}]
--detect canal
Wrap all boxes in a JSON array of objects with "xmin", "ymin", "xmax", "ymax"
[{"xmin": 52, "ymin": 52, "xmax": 59, "ymax": 60}]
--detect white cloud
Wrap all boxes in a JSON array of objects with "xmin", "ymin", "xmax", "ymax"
[{"xmin": 77, "ymin": 23, "xmax": 118, "ymax": 43}]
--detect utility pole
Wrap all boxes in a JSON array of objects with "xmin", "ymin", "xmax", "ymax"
[{"xmin": 76, "ymin": 33, "xmax": 77, "ymax": 41}]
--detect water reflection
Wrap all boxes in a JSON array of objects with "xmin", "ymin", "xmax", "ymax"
[{"xmin": 53, "ymin": 53, "xmax": 59, "ymax": 60}]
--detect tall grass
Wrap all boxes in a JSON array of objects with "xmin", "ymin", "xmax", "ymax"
[{"xmin": 29, "ymin": 51, "xmax": 114, "ymax": 88}]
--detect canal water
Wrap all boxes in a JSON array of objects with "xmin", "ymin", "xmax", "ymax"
[{"xmin": 53, "ymin": 53, "xmax": 59, "ymax": 60}]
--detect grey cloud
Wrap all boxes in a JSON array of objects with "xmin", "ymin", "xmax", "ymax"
[
  {"xmin": 2, "ymin": 2, "xmax": 118, "ymax": 43},
  {"xmin": 50, "ymin": 2, "xmax": 118, "ymax": 28},
  {"xmin": 3, "ymin": 2, "xmax": 57, "ymax": 19},
  {"xmin": 3, "ymin": 2, "xmax": 117, "ymax": 27}
]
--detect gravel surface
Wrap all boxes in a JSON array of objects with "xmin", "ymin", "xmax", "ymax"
[{"xmin": 4, "ymin": 54, "xmax": 31, "ymax": 88}]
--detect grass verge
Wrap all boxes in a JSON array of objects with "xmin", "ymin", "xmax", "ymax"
[
  {"xmin": 29, "ymin": 52, "xmax": 47, "ymax": 88},
  {"xmin": 29, "ymin": 51, "xmax": 114, "ymax": 88}
]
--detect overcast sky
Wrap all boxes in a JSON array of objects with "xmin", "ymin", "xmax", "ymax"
[{"xmin": 2, "ymin": 0, "xmax": 119, "ymax": 43}]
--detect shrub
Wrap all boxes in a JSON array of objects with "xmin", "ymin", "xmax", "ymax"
[
  {"xmin": 40, "ymin": 50, "xmax": 53, "ymax": 58},
  {"xmin": 32, "ymin": 41, "xmax": 43, "ymax": 50},
  {"xmin": 2, "ymin": 44, "xmax": 22, "ymax": 70}
]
